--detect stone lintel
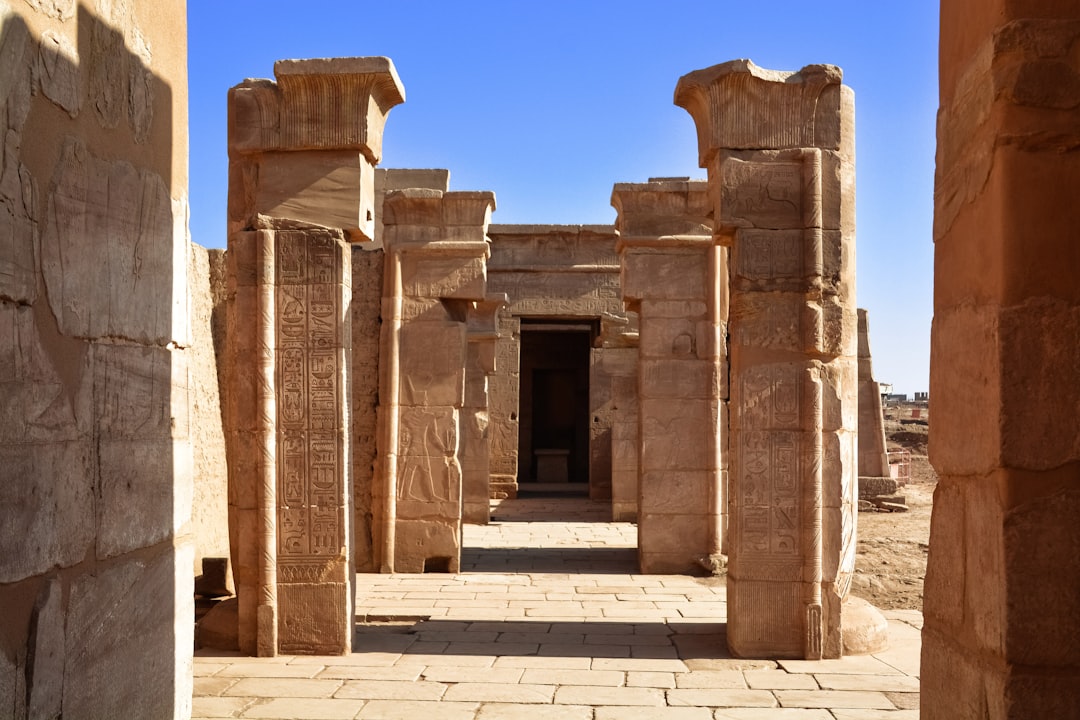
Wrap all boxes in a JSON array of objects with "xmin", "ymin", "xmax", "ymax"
[
  {"xmin": 674, "ymin": 59, "xmax": 844, "ymax": 165},
  {"xmin": 229, "ymin": 56, "xmax": 405, "ymax": 162},
  {"xmin": 487, "ymin": 223, "xmax": 617, "ymax": 237},
  {"xmin": 611, "ymin": 179, "xmax": 713, "ymax": 237}
]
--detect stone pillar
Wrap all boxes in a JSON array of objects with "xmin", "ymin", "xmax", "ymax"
[
  {"xmin": 227, "ymin": 222, "xmax": 353, "ymax": 656},
  {"xmin": 353, "ymin": 169, "xmax": 448, "ymax": 569},
  {"xmin": 378, "ymin": 189, "xmax": 494, "ymax": 572},
  {"xmin": 463, "ymin": 296, "xmax": 507, "ymax": 524},
  {"xmin": 489, "ymin": 315, "xmax": 522, "ymax": 499},
  {"xmin": 619, "ymin": 234, "xmax": 720, "ymax": 574},
  {"xmin": 857, "ymin": 309, "xmax": 889, "ymax": 479},
  {"xmin": 607, "ymin": 347, "xmax": 640, "ymax": 522},
  {"xmin": 676, "ymin": 61, "xmax": 858, "ymax": 659},
  {"xmin": 615, "ymin": 179, "xmax": 719, "ymax": 572},
  {"xmin": 226, "ymin": 57, "xmax": 404, "ymax": 655},
  {"xmin": 924, "ymin": 5, "xmax": 1080, "ymax": 716}
]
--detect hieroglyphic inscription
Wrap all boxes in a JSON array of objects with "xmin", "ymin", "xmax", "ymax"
[
  {"xmin": 275, "ymin": 232, "xmax": 345, "ymax": 560},
  {"xmin": 736, "ymin": 365, "xmax": 806, "ymax": 562},
  {"xmin": 734, "ymin": 230, "xmax": 804, "ymax": 280}
]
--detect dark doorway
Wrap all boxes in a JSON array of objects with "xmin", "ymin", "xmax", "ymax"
[{"xmin": 518, "ymin": 323, "xmax": 593, "ymax": 494}]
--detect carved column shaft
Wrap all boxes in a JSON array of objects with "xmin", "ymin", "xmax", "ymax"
[
  {"xmin": 676, "ymin": 61, "xmax": 858, "ymax": 659},
  {"xmin": 379, "ymin": 190, "xmax": 494, "ymax": 572}
]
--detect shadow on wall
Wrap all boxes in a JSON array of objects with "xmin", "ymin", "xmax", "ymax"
[{"xmin": 0, "ymin": 3, "xmax": 188, "ymax": 718}]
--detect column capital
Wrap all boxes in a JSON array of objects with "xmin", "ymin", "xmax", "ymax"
[
  {"xmin": 229, "ymin": 56, "xmax": 405, "ymax": 163},
  {"xmin": 382, "ymin": 189, "xmax": 497, "ymax": 248},
  {"xmin": 674, "ymin": 59, "xmax": 844, "ymax": 165}
]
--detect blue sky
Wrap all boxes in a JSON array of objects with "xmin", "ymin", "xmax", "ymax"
[{"xmin": 188, "ymin": 1, "xmax": 938, "ymax": 395}]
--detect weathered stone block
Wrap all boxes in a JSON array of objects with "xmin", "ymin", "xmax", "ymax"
[
  {"xmin": 640, "ymin": 399, "xmax": 714, "ymax": 471},
  {"xmin": 277, "ymin": 582, "xmax": 350, "ymax": 655},
  {"xmin": 63, "ymin": 544, "xmax": 193, "ymax": 719},
  {"xmin": 398, "ymin": 321, "xmax": 467, "ymax": 405},
  {"xmin": 0, "ymin": 440, "xmax": 93, "ymax": 583},
  {"xmin": 622, "ymin": 250, "xmax": 708, "ymax": 301},
  {"xmin": 41, "ymin": 139, "xmax": 174, "ymax": 343}
]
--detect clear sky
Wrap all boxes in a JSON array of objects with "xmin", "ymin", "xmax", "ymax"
[{"xmin": 187, "ymin": 1, "xmax": 939, "ymax": 396}]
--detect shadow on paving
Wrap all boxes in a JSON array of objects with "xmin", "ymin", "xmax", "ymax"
[
  {"xmin": 460, "ymin": 546, "xmax": 639, "ymax": 574},
  {"xmin": 352, "ymin": 618, "xmax": 734, "ymax": 663}
]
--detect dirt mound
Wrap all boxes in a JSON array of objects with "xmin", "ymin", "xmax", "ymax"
[{"xmin": 889, "ymin": 430, "xmax": 928, "ymax": 454}]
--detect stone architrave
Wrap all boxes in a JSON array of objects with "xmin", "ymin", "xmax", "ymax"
[
  {"xmin": 228, "ymin": 57, "xmax": 406, "ymax": 243},
  {"xmin": 924, "ymin": 5, "xmax": 1080, "ymax": 716},
  {"xmin": 676, "ymin": 61, "xmax": 858, "ymax": 659},
  {"xmin": 615, "ymin": 179, "xmax": 720, "ymax": 574},
  {"xmin": 462, "ymin": 295, "xmax": 507, "ymax": 525},
  {"xmin": 225, "ymin": 57, "xmax": 403, "ymax": 656},
  {"xmin": 226, "ymin": 219, "xmax": 353, "ymax": 656},
  {"xmin": 378, "ymin": 189, "xmax": 495, "ymax": 572},
  {"xmin": 857, "ymin": 309, "xmax": 889, "ymax": 479},
  {"xmin": 373, "ymin": 168, "xmax": 451, "ymax": 247}
]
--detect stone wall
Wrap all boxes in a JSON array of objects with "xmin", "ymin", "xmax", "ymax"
[
  {"xmin": 189, "ymin": 244, "xmax": 230, "ymax": 577},
  {"xmin": 0, "ymin": 1, "xmax": 193, "ymax": 717}
]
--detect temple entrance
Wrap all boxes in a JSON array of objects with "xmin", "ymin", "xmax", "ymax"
[{"xmin": 517, "ymin": 322, "xmax": 593, "ymax": 495}]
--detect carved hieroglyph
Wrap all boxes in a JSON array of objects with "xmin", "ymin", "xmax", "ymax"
[
  {"xmin": 676, "ymin": 61, "xmax": 857, "ymax": 659},
  {"xmin": 227, "ymin": 221, "xmax": 352, "ymax": 656},
  {"xmin": 615, "ymin": 179, "xmax": 721, "ymax": 572},
  {"xmin": 378, "ymin": 189, "xmax": 494, "ymax": 572}
]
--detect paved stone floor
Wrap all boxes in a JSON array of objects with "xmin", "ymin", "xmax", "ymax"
[{"xmin": 193, "ymin": 498, "xmax": 922, "ymax": 719}]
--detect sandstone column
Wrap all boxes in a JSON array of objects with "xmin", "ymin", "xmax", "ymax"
[
  {"xmin": 615, "ymin": 179, "xmax": 719, "ymax": 574},
  {"xmin": 354, "ymin": 169, "xmax": 451, "ymax": 570},
  {"xmin": 226, "ymin": 57, "xmax": 404, "ymax": 655},
  {"xmin": 924, "ymin": 4, "xmax": 1080, "ymax": 716},
  {"xmin": 676, "ymin": 61, "xmax": 858, "ymax": 659},
  {"xmin": 463, "ymin": 296, "xmax": 507, "ymax": 524},
  {"xmin": 378, "ymin": 189, "xmax": 494, "ymax": 572}
]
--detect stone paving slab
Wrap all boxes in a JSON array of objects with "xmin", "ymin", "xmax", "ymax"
[{"xmin": 192, "ymin": 497, "xmax": 923, "ymax": 719}]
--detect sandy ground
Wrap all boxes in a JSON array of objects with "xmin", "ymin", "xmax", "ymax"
[{"xmin": 852, "ymin": 405, "xmax": 934, "ymax": 611}]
